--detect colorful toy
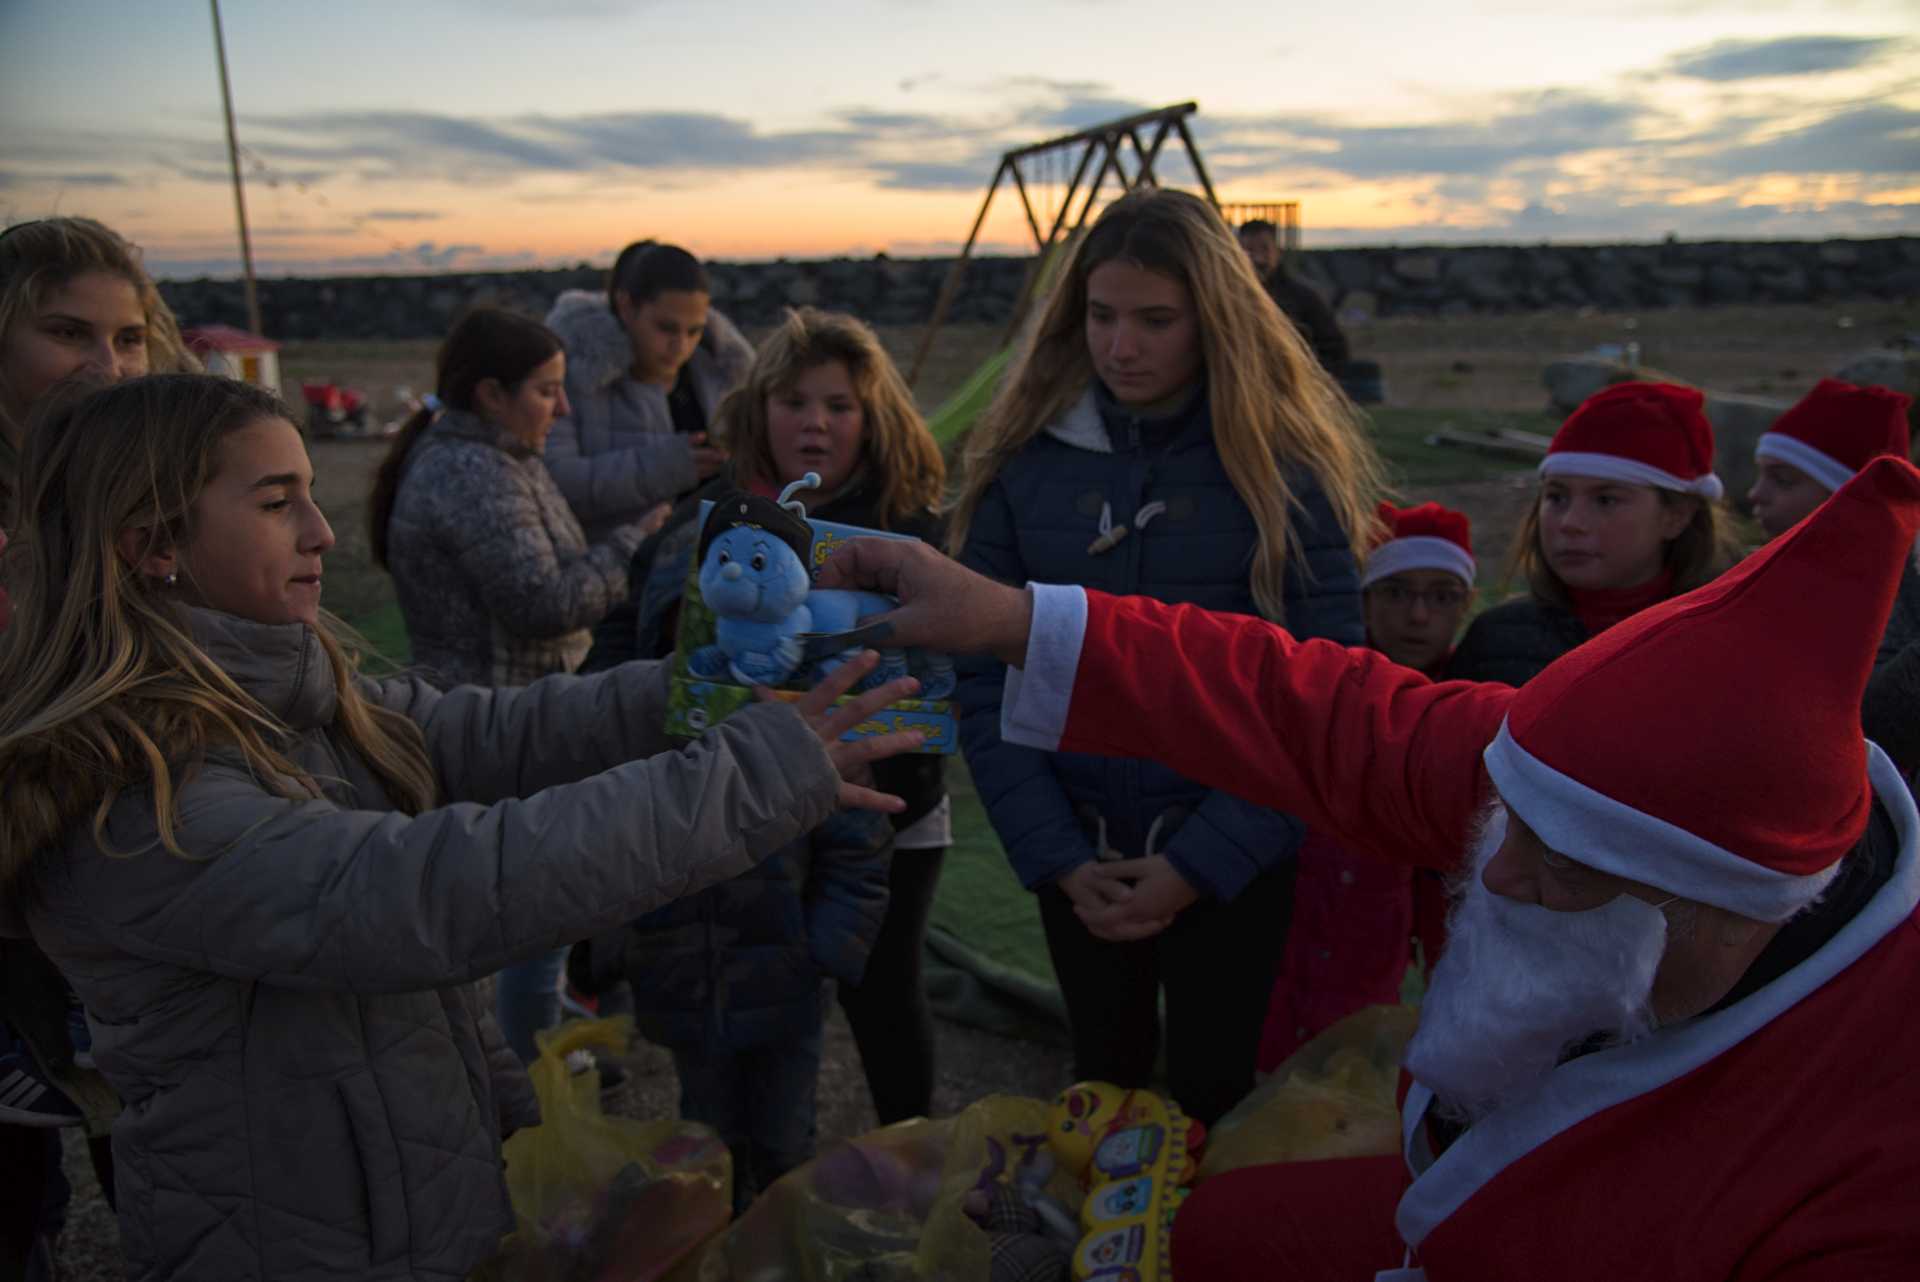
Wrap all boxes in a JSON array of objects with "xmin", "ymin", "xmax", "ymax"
[
  {"xmin": 1046, "ymin": 1082, "xmax": 1204, "ymax": 1281},
  {"xmin": 686, "ymin": 475, "xmax": 955, "ymax": 696}
]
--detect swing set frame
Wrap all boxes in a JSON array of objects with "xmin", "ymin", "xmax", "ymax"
[{"xmin": 906, "ymin": 101, "xmax": 1224, "ymax": 387}]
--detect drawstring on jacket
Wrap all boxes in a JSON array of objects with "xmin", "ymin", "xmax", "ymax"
[
  {"xmin": 1088, "ymin": 499, "xmax": 1169, "ymax": 556},
  {"xmin": 1092, "ymin": 810, "xmax": 1175, "ymax": 863}
]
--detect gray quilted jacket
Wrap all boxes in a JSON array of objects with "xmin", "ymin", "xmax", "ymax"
[
  {"xmin": 10, "ymin": 606, "xmax": 841, "ymax": 1282},
  {"xmin": 385, "ymin": 408, "xmax": 647, "ymax": 687},
  {"xmin": 542, "ymin": 289, "xmax": 754, "ymax": 541}
]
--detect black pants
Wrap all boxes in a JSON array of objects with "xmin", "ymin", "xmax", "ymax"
[
  {"xmin": 1037, "ymin": 859, "xmax": 1296, "ymax": 1127},
  {"xmin": 837, "ymin": 846, "xmax": 946, "ymax": 1125}
]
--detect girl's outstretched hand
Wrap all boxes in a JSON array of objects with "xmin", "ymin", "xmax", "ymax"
[
  {"xmin": 816, "ymin": 538, "xmax": 1034, "ymax": 667},
  {"xmin": 763, "ymin": 650, "xmax": 924, "ymax": 812}
]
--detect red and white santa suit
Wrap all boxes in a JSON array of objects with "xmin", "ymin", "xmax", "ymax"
[{"xmin": 997, "ymin": 458, "xmax": 1920, "ymax": 1279}]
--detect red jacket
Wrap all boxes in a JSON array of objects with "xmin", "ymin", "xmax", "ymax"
[{"xmin": 1020, "ymin": 589, "xmax": 1920, "ymax": 1279}]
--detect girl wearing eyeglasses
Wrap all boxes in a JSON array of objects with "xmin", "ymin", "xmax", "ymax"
[{"xmin": 1260, "ymin": 501, "xmax": 1476, "ymax": 1068}]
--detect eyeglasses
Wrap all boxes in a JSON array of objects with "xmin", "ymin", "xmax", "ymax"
[{"xmin": 1371, "ymin": 582, "xmax": 1468, "ymax": 610}]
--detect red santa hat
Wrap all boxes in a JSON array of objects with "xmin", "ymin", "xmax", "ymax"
[
  {"xmin": 1755, "ymin": 378, "xmax": 1913, "ymax": 494},
  {"xmin": 1540, "ymin": 381, "xmax": 1724, "ymax": 501},
  {"xmin": 1482, "ymin": 455, "xmax": 1920, "ymax": 921},
  {"xmin": 1361, "ymin": 501, "xmax": 1476, "ymax": 589}
]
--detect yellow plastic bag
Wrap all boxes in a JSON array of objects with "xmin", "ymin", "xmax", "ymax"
[
  {"xmin": 1198, "ymin": 1004, "xmax": 1417, "ymax": 1181},
  {"xmin": 676, "ymin": 1094, "xmax": 1080, "ymax": 1281},
  {"xmin": 501, "ymin": 1017, "xmax": 730, "ymax": 1281}
]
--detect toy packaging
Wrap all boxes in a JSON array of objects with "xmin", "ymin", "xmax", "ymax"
[{"xmin": 662, "ymin": 474, "xmax": 958, "ymax": 753}]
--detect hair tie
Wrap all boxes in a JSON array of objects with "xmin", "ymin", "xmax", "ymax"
[{"xmin": 422, "ymin": 393, "xmax": 442, "ymax": 412}]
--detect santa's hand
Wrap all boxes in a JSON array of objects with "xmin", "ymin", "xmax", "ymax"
[
  {"xmin": 1075, "ymin": 855, "xmax": 1199, "ymax": 942},
  {"xmin": 764, "ymin": 650, "xmax": 922, "ymax": 812},
  {"xmin": 816, "ymin": 538, "xmax": 1033, "ymax": 667}
]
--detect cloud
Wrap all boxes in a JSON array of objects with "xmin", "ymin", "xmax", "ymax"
[
  {"xmin": 1030, "ymin": 95, "xmax": 1156, "ymax": 131},
  {"xmin": 363, "ymin": 208, "xmax": 444, "ymax": 221},
  {"xmin": 1667, "ymin": 34, "xmax": 1902, "ymax": 81},
  {"xmin": 1202, "ymin": 89, "xmax": 1650, "ymax": 181},
  {"xmin": 1700, "ymin": 103, "xmax": 1920, "ymax": 176},
  {"xmin": 1302, "ymin": 196, "xmax": 1920, "ymax": 246}
]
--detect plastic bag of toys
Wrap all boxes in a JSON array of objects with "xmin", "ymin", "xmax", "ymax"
[
  {"xmin": 1197, "ymin": 1004, "xmax": 1417, "ymax": 1181},
  {"xmin": 672, "ymin": 1094, "xmax": 1085, "ymax": 1281},
  {"xmin": 500, "ymin": 1017, "xmax": 730, "ymax": 1281}
]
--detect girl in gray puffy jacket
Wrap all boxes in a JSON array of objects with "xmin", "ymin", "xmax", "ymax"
[
  {"xmin": 543, "ymin": 242, "xmax": 754, "ymax": 543},
  {"xmin": 0, "ymin": 373, "xmax": 921, "ymax": 1282}
]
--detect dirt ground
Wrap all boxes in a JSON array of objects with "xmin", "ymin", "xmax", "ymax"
[{"xmin": 48, "ymin": 300, "xmax": 1915, "ymax": 1277}]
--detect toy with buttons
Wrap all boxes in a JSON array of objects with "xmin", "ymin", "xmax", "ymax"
[{"xmin": 1047, "ymin": 1082, "xmax": 1206, "ymax": 1280}]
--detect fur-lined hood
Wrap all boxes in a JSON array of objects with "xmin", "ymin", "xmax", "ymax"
[{"xmin": 545, "ymin": 288, "xmax": 754, "ymax": 396}]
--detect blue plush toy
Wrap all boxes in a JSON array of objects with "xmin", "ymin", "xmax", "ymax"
[{"xmin": 687, "ymin": 475, "xmax": 954, "ymax": 696}]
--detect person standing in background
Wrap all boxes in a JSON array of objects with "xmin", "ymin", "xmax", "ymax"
[{"xmin": 1237, "ymin": 218, "xmax": 1350, "ymax": 378}]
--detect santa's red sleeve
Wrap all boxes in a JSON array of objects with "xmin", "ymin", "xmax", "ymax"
[{"xmin": 1003, "ymin": 585, "xmax": 1516, "ymax": 871}]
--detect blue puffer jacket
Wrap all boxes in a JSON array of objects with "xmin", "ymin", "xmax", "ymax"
[
  {"xmin": 957, "ymin": 381, "xmax": 1364, "ymax": 901},
  {"xmin": 616, "ymin": 806, "xmax": 893, "ymax": 1050}
]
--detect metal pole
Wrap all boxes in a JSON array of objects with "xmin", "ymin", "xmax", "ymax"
[
  {"xmin": 1006, "ymin": 159, "xmax": 1047, "ymax": 253},
  {"xmin": 210, "ymin": 0, "xmax": 262, "ymax": 334},
  {"xmin": 1173, "ymin": 116, "xmax": 1222, "ymax": 211},
  {"xmin": 908, "ymin": 160, "xmax": 1004, "ymax": 388}
]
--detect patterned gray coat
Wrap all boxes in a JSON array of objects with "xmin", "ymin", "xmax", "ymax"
[
  {"xmin": 385, "ymin": 408, "xmax": 647, "ymax": 687},
  {"xmin": 9, "ymin": 606, "xmax": 843, "ymax": 1282}
]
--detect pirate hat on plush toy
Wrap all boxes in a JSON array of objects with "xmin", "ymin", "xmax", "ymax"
[
  {"xmin": 1361, "ymin": 501, "xmax": 1476, "ymax": 589},
  {"xmin": 1756, "ymin": 378, "xmax": 1913, "ymax": 494},
  {"xmin": 1541, "ymin": 381, "xmax": 1724, "ymax": 500},
  {"xmin": 1483, "ymin": 455, "xmax": 1920, "ymax": 922},
  {"xmin": 697, "ymin": 489, "xmax": 815, "ymax": 568}
]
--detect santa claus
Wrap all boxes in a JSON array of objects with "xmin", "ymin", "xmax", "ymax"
[{"xmin": 819, "ymin": 458, "xmax": 1920, "ymax": 1278}]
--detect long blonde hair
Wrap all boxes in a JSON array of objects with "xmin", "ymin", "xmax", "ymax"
[
  {"xmin": 0, "ymin": 218, "xmax": 196, "ymax": 459},
  {"xmin": 0, "ymin": 375, "xmax": 436, "ymax": 883},
  {"xmin": 947, "ymin": 189, "xmax": 1386, "ymax": 621},
  {"xmin": 714, "ymin": 307, "xmax": 945, "ymax": 527}
]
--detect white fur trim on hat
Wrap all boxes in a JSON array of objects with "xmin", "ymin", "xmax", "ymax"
[
  {"xmin": 1481, "ymin": 720, "xmax": 1840, "ymax": 922},
  {"xmin": 1361, "ymin": 536, "xmax": 1477, "ymax": 590},
  {"xmin": 1755, "ymin": 433, "xmax": 1853, "ymax": 495},
  {"xmin": 1539, "ymin": 452, "xmax": 1725, "ymax": 501}
]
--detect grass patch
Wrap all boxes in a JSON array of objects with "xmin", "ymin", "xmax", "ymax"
[
  {"xmin": 1364, "ymin": 406, "xmax": 1551, "ymax": 489},
  {"xmin": 930, "ymin": 758, "xmax": 1054, "ymax": 987},
  {"xmin": 344, "ymin": 600, "xmax": 411, "ymax": 671}
]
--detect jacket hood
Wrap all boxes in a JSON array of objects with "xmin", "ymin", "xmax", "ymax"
[
  {"xmin": 186, "ymin": 605, "xmax": 337, "ymax": 732},
  {"xmin": 546, "ymin": 287, "xmax": 754, "ymax": 395},
  {"xmin": 0, "ymin": 607, "xmax": 333, "ymax": 902},
  {"xmin": 1041, "ymin": 380, "xmax": 1208, "ymax": 455}
]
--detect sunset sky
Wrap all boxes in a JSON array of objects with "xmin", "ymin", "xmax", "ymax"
[{"xmin": 3, "ymin": 0, "xmax": 1916, "ymax": 278}]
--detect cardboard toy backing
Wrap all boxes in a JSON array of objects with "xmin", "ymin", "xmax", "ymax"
[{"xmin": 662, "ymin": 502, "xmax": 957, "ymax": 753}]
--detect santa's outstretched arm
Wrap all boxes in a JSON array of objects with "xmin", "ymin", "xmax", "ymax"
[
  {"xmin": 819, "ymin": 537, "xmax": 1516, "ymax": 870},
  {"xmin": 1012, "ymin": 585, "xmax": 1511, "ymax": 869}
]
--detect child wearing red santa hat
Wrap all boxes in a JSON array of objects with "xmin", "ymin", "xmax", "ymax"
[
  {"xmin": 1749, "ymin": 378, "xmax": 1912, "ymax": 539},
  {"xmin": 1749, "ymin": 378, "xmax": 1920, "ymax": 777},
  {"xmin": 1447, "ymin": 381, "xmax": 1741, "ymax": 686},
  {"xmin": 1260, "ymin": 502, "xmax": 1476, "ymax": 1069}
]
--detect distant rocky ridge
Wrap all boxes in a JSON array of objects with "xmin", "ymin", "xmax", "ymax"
[{"xmin": 157, "ymin": 237, "xmax": 1920, "ymax": 341}]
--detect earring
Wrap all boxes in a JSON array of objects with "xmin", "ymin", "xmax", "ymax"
[{"xmin": 163, "ymin": 572, "xmax": 177, "ymax": 587}]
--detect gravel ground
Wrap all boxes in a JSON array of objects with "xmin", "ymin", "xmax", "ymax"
[{"xmin": 52, "ymin": 1006, "xmax": 1073, "ymax": 1280}]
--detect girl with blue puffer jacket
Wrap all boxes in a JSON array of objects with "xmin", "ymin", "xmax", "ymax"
[{"xmin": 948, "ymin": 189, "xmax": 1388, "ymax": 1125}]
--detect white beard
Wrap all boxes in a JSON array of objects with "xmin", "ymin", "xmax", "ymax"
[{"xmin": 1404, "ymin": 805, "xmax": 1669, "ymax": 1125}]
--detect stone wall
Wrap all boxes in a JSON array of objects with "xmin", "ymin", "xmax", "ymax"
[{"xmin": 157, "ymin": 237, "xmax": 1920, "ymax": 341}]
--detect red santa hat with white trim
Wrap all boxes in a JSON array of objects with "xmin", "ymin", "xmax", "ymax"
[
  {"xmin": 1481, "ymin": 455, "xmax": 1920, "ymax": 922},
  {"xmin": 1361, "ymin": 501, "xmax": 1475, "ymax": 589},
  {"xmin": 1755, "ymin": 378, "xmax": 1913, "ymax": 494},
  {"xmin": 1540, "ymin": 381, "xmax": 1724, "ymax": 501}
]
